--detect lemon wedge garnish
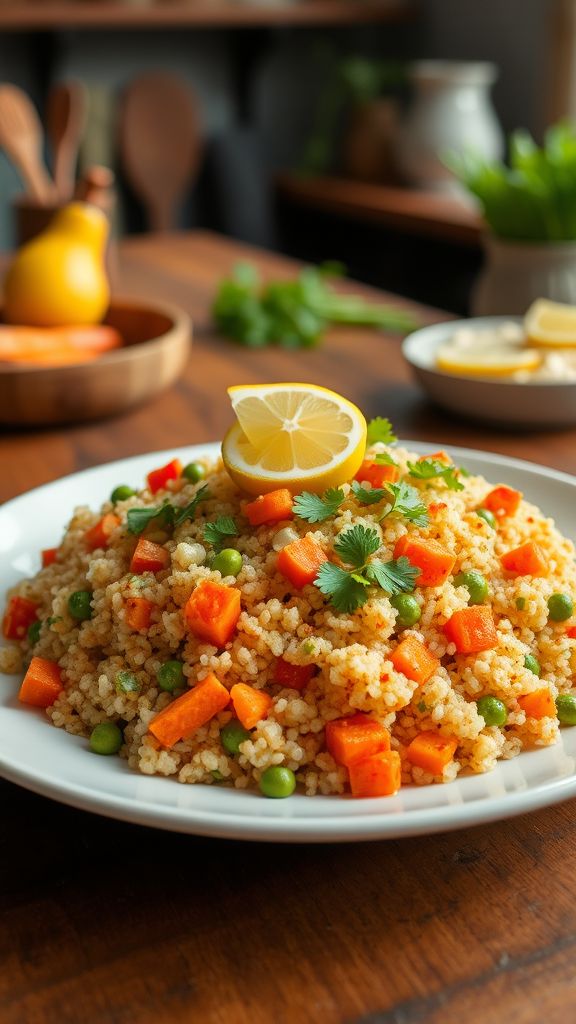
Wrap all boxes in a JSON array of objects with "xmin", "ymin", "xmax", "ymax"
[
  {"xmin": 436, "ymin": 345, "xmax": 541, "ymax": 377},
  {"xmin": 524, "ymin": 298, "xmax": 576, "ymax": 348},
  {"xmin": 221, "ymin": 383, "xmax": 367, "ymax": 494}
]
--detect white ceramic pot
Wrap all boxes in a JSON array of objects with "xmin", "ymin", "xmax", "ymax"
[
  {"xmin": 397, "ymin": 60, "xmax": 504, "ymax": 192},
  {"xmin": 472, "ymin": 237, "xmax": 576, "ymax": 315}
]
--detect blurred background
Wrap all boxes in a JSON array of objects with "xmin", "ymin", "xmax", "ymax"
[{"xmin": 0, "ymin": 0, "xmax": 571, "ymax": 313}]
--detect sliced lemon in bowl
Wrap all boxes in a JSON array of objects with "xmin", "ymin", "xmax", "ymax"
[
  {"xmin": 524, "ymin": 298, "xmax": 576, "ymax": 348},
  {"xmin": 222, "ymin": 382, "xmax": 367, "ymax": 494},
  {"xmin": 436, "ymin": 344, "xmax": 541, "ymax": 377}
]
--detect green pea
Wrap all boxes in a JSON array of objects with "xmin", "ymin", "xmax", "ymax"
[
  {"xmin": 556, "ymin": 694, "xmax": 576, "ymax": 725},
  {"xmin": 259, "ymin": 765, "xmax": 296, "ymax": 799},
  {"xmin": 390, "ymin": 593, "xmax": 421, "ymax": 627},
  {"xmin": 158, "ymin": 660, "xmax": 185, "ymax": 692},
  {"xmin": 211, "ymin": 770, "xmax": 226, "ymax": 782},
  {"xmin": 476, "ymin": 508, "xmax": 496, "ymax": 529},
  {"xmin": 454, "ymin": 570, "xmax": 488, "ymax": 605},
  {"xmin": 476, "ymin": 695, "xmax": 507, "ymax": 727},
  {"xmin": 27, "ymin": 620, "xmax": 42, "ymax": 645},
  {"xmin": 211, "ymin": 548, "xmax": 243, "ymax": 578},
  {"xmin": 183, "ymin": 462, "xmax": 205, "ymax": 483},
  {"xmin": 220, "ymin": 719, "xmax": 250, "ymax": 755},
  {"xmin": 548, "ymin": 593, "xmax": 574, "ymax": 622},
  {"xmin": 115, "ymin": 670, "xmax": 140, "ymax": 694},
  {"xmin": 111, "ymin": 484, "xmax": 135, "ymax": 503},
  {"xmin": 524, "ymin": 653, "xmax": 541, "ymax": 677},
  {"xmin": 68, "ymin": 590, "xmax": 92, "ymax": 621},
  {"xmin": 89, "ymin": 722, "xmax": 123, "ymax": 755}
]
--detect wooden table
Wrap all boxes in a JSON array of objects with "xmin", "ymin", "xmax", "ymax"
[{"xmin": 2, "ymin": 231, "xmax": 576, "ymax": 1024}]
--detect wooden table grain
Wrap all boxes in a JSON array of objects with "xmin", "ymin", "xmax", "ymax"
[{"xmin": 2, "ymin": 231, "xmax": 576, "ymax": 1024}]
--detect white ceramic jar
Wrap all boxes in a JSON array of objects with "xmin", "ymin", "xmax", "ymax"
[
  {"xmin": 472, "ymin": 237, "xmax": 576, "ymax": 315},
  {"xmin": 397, "ymin": 61, "xmax": 504, "ymax": 192}
]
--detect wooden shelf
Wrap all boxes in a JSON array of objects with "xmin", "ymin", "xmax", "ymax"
[
  {"xmin": 276, "ymin": 173, "xmax": 483, "ymax": 246},
  {"xmin": 0, "ymin": 0, "xmax": 414, "ymax": 30}
]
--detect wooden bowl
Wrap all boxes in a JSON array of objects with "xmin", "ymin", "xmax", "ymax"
[{"xmin": 0, "ymin": 297, "xmax": 191, "ymax": 425}]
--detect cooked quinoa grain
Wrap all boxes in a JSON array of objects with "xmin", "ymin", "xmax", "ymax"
[{"xmin": 2, "ymin": 444, "xmax": 576, "ymax": 798}]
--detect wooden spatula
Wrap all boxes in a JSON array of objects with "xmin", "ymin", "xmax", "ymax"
[
  {"xmin": 0, "ymin": 84, "xmax": 55, "ymax": 202},
  {"xmin": 47, "ymin": 80, "xmax": 87, "ymax": 201},
  {"xmin": 119, "ymin": 72, "xmax": 202, "ymax": 232}
]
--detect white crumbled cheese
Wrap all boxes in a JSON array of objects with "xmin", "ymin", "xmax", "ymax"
[
  {"xmin": 174, "ymin": 541, "xmax": 206, "ymax": 569},
  {"xmin": 272, "ymin": 527, "xmax": 299, "ymax": 552}
]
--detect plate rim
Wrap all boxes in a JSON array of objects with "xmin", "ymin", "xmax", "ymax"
[{"xmin": 2, "ymin": 439, "xmax": 576, "ymax": 842}]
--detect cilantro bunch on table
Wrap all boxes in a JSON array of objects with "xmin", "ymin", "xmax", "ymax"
[{"xmin": 212, "ymin": 263, "xmax": 418, "ymax": 349}]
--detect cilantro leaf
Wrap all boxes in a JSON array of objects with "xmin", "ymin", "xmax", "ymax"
[
  {"xmin": 292, "ymin": 487, "xmax": 345, "ymax": 523},
  {"xmin": 366, "ymin": 417, "xmax": 397, "ymax": 446},
  {"xmin": 373, "ymin": 452, "xmax": 398, "ymax": 467},
  {"xmin": 314, "ymin": 562, "xmax": 371, "ymax": 613},
  {"xmin": 334, "ymin": 524, "xmax": 380, "ymax": 568},
  {"xmin": 407, "ymin": 459, "xmax": 464, "ymax": 492},
  {"xmin": 351, "ymin": 481, "xmax": 387, "ymax": 505},
  {"xmin": 173, "ymin": 485, "xmax": 211, "ymax": 525},
  {"xmin": 127, "ymin": 502, "xmax": 173, "ymax": 536},
  {"xmin": 204, "ymin": 516, "xmax": 238, "ymax": 550},
  {"xmin": 364, "ymin": 556, "xmax": 419, "ymax": 595},
  {"xmin": 379, "ymin": 481, "xmax": 429, "ymax": 528}
]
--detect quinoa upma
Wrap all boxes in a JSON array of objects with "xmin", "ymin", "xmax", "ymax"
[{"xmin": 2, "ymin": 429, "xmax": 576, "ymax": 799}]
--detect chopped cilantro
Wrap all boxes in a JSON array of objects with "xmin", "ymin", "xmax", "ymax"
[
  {"xmin": 314, "ymin": 523, "xmax": 419, "ymax": 612},
  {"xmin": 378, "ymin": 481, "xmax": 429, "ymax": 528},
  {"xmin": 127, "ymin": 486, "xmax": 210, "ymax": 535},
  {"xmin": 364, "ymin": 556, "xmax": 419, "ymax": 596},
  {"xmin": 292, "ymin": 487, "xmax": 345, "ymax": 523},
  {"xmin": 315, "ymin": 562, "xmax": 371, "ymax": 613},
  {"xmin": 373, "ymin": 452, "xmax": 398, "ymax": 467},
  {"xmin": 366, "ymin": 417, "xmax": 397, "ymax": 446},
  {"xmin": 407, "ymin": 459, "xmax": 464, "ymax": 492},
  {"xmin": 204, "ymin": 515, "xmax": 238, "ymax": 550},
  {"xmin": 351, "ymin": 481, "xmax": 387, "ymax": 505},
  {"xmin": 334, "ymin": 524, "xmax": 380, "ymax": 568}
]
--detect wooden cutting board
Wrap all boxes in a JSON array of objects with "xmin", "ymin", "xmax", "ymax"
[{"xmin": 119, "ymin": 72, "xmax": 202, "ymax": 232}]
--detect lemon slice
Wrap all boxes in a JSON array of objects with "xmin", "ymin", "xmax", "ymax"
[
  {"xmin": 524, "ymin": 298, "xmax": 576, "ymax": 348},
  {"xmin": 221, "ymin": 383, "xmax": 367, "ymax": 494},
  {"xmin": 436, "ymin": 344, "xmax": 541, "ymax": 378}
]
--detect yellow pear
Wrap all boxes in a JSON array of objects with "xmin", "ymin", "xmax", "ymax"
[{"xmin": 3, "ymin": 202, "xmax": 110, "ymax": 327}]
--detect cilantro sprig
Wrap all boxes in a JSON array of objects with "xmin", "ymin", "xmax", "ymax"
[
  {"xmin": 314, "ymin": 524, "xmax": 419, "ymax": 613},
  {"xmin": 127, "ymin": 486, "xmax": 210, "ymax": 535},
  {"xmin": 351, "ymin": 481, "xmax": 387, "ymax": 505},
  {"xmin": 407, "ymin": 458, "xmax": 464, "ymax": 492},
  {"xmin": 366, "ymin": 417, "xmax": 397, "ymax": 446},
  {"xmin": 204, "ymin": 516, "xmax": 238, "ymax": 551},
  {"xmin": 293, "ymin": 488, "xmax": 345, "ymax": 523},
  {"xmin": 378, "ymin": 481, "xmax": 429, "ymax": 527}
]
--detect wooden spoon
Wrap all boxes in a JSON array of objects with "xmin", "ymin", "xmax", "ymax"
[
  {"xmin": 0, "ymin": 84, "xmax": 55, "ymax": 202},
  {"xmin": 119, "ymin": 72, "xmax": 202, "ymax": 232},
  {"xmin": 47, "ymin": 80, "xmax": 87, "ymax": 201}
]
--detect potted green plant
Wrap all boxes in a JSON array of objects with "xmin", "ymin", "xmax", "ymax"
[{"xmin": 450, "ymin": 122, "xmax": 576, "ymax": 314}]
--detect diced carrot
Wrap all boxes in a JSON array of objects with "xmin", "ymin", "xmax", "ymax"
[
  {"xmin": 130, "ymin": 537, "xmax": 170, "ymax": 574},
  {"xmin": 418, "ymin": 450, "xmax": 451, "ymax": 465},
  {"xmin": 406, "ymin": 730, "xmax": 458, "ymax": 775},
  {"xmin": 274, "ymin": 658, "xmax": 315, "ymax": 691},
  {"xmin": 326, "ymin": 712, "xmax": 391, "ymax": 767},
  {"xmin": 148, "ymin": 672, "xmax": 230, "ymax": 748},
  {"xmin": 566, "ymin": 626, "xmax": 576, "ymax": 639},
  {"xmin": 41, "ymin": 547, "xmax": 58, "ymax": 568},
  {"xmin": 483, "ymin": 485, "xmax": 522, "ymax": 519},
  {"xmin": 428, "ymin": 502, "xmax": 447, "ymax": 515},
  {"xmin": 277, "ymin": 533, "xmax": 328, "ymax": 589},
  {"xmin": 0, "ymin": 324, "xmax": 121, "ymax": 362},
  {"xmin": 2, "ymin": 596, "xmax": 39, "ymax": 640},
  {"xmin": 125, "ymin": 596, "xmax": 153, "ymax": 631},
  {"xmin": 18, "ymin": 656, "xmax": 63, "ymax": 708},
  {"xmin": 230, "ymin": 682, "xmax": 273, "ymax": 729},
  {"xmin": 518, "ymin": 688, "xmax": 556, "ymax": 719},
  {"xmin": 390, "ymin": 635, "xmax": 439, "ymax": 684},
  {"xmin": 244, "ymin": 489, "xmax": 294, "ymax": 527},
  {"xmin": 500, "ymin": 541, "xmax": 548, "ymax": 577},
  {"xmin": 444, "ymin": 606, "xmax": 498, "ymax": 654},
  {"xmin": 147, "ymin": 458, "xmax": 182, "ymax": 495},
  {"xmin": 85, "ymin": 513, "xmax": 120, "ymax": 552},
  {"xmin": 348, "ymin": 750, "xmax": 401, "ymax": 797},
  {"xmin": 393, "ymin": 535, "xmax": 455, "ymax": 587},
  {"xmin": 185, "ymin": 580, "xmax": 241, "ymax": 647},
  {"xmin": 354, "ymin": 459, "xmax": 399, "ymax": 488}
]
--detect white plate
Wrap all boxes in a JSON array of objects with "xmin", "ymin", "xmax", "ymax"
[{"xmin": 2, "ymin": 442, "xmax": 576, "ymax": 843}]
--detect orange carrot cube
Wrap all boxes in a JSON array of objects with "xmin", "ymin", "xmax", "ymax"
[
  {"xmin": 406, "ymin": 730, "xmax": 458, "ymax": 775},
  {"xmin": 244, "ymin": 489, "xmax": 294, "ymax": 527},
  {"xmin": 444, "ymin": 606, "xmax": 498, "ymax": 654},
  {"xmin": 518, "ymin": 688, "xmax": 556, "ymax": 719},
  {"xmin": 326, "ymin": 712, "xmax": 390, "ymax": 767},
  {"xmin": 394, "ymin": 535, "xmax": 455, "ymax": 587},
  {"xmin": 130, "ymin": 538, "xmax": 170, "ymax": 574},
  {"xmin": 500, "ymin": 541, "xmax": 548, "ymax": 577},
  {"xmin": 348, "ymin": 750, "xmax": 401, "ymax": 797},
  {"xmin": 230, "ymin": 682, "xmax": 273, "ymax": 729},
  {"xmin": 148, "ymin": 672, "xmax": 230, "ymax": 748},
  {"xmin": 85, "ymin": 513, "xmax": 120, "ymax": 552},
  {"xmin": 277, "ymin": 534, "xmax": 328, "ymax": 589},
  {"xmin": 185, "ymin": 580, "xmax": 241, "ymax": 647},
  {"xmin": 19, "ymin": 656, "xmax": 63, "ymax": 708},
  {"xmin": 390, "ymin": 635, "xmax": 439, "ymax": 684}
]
